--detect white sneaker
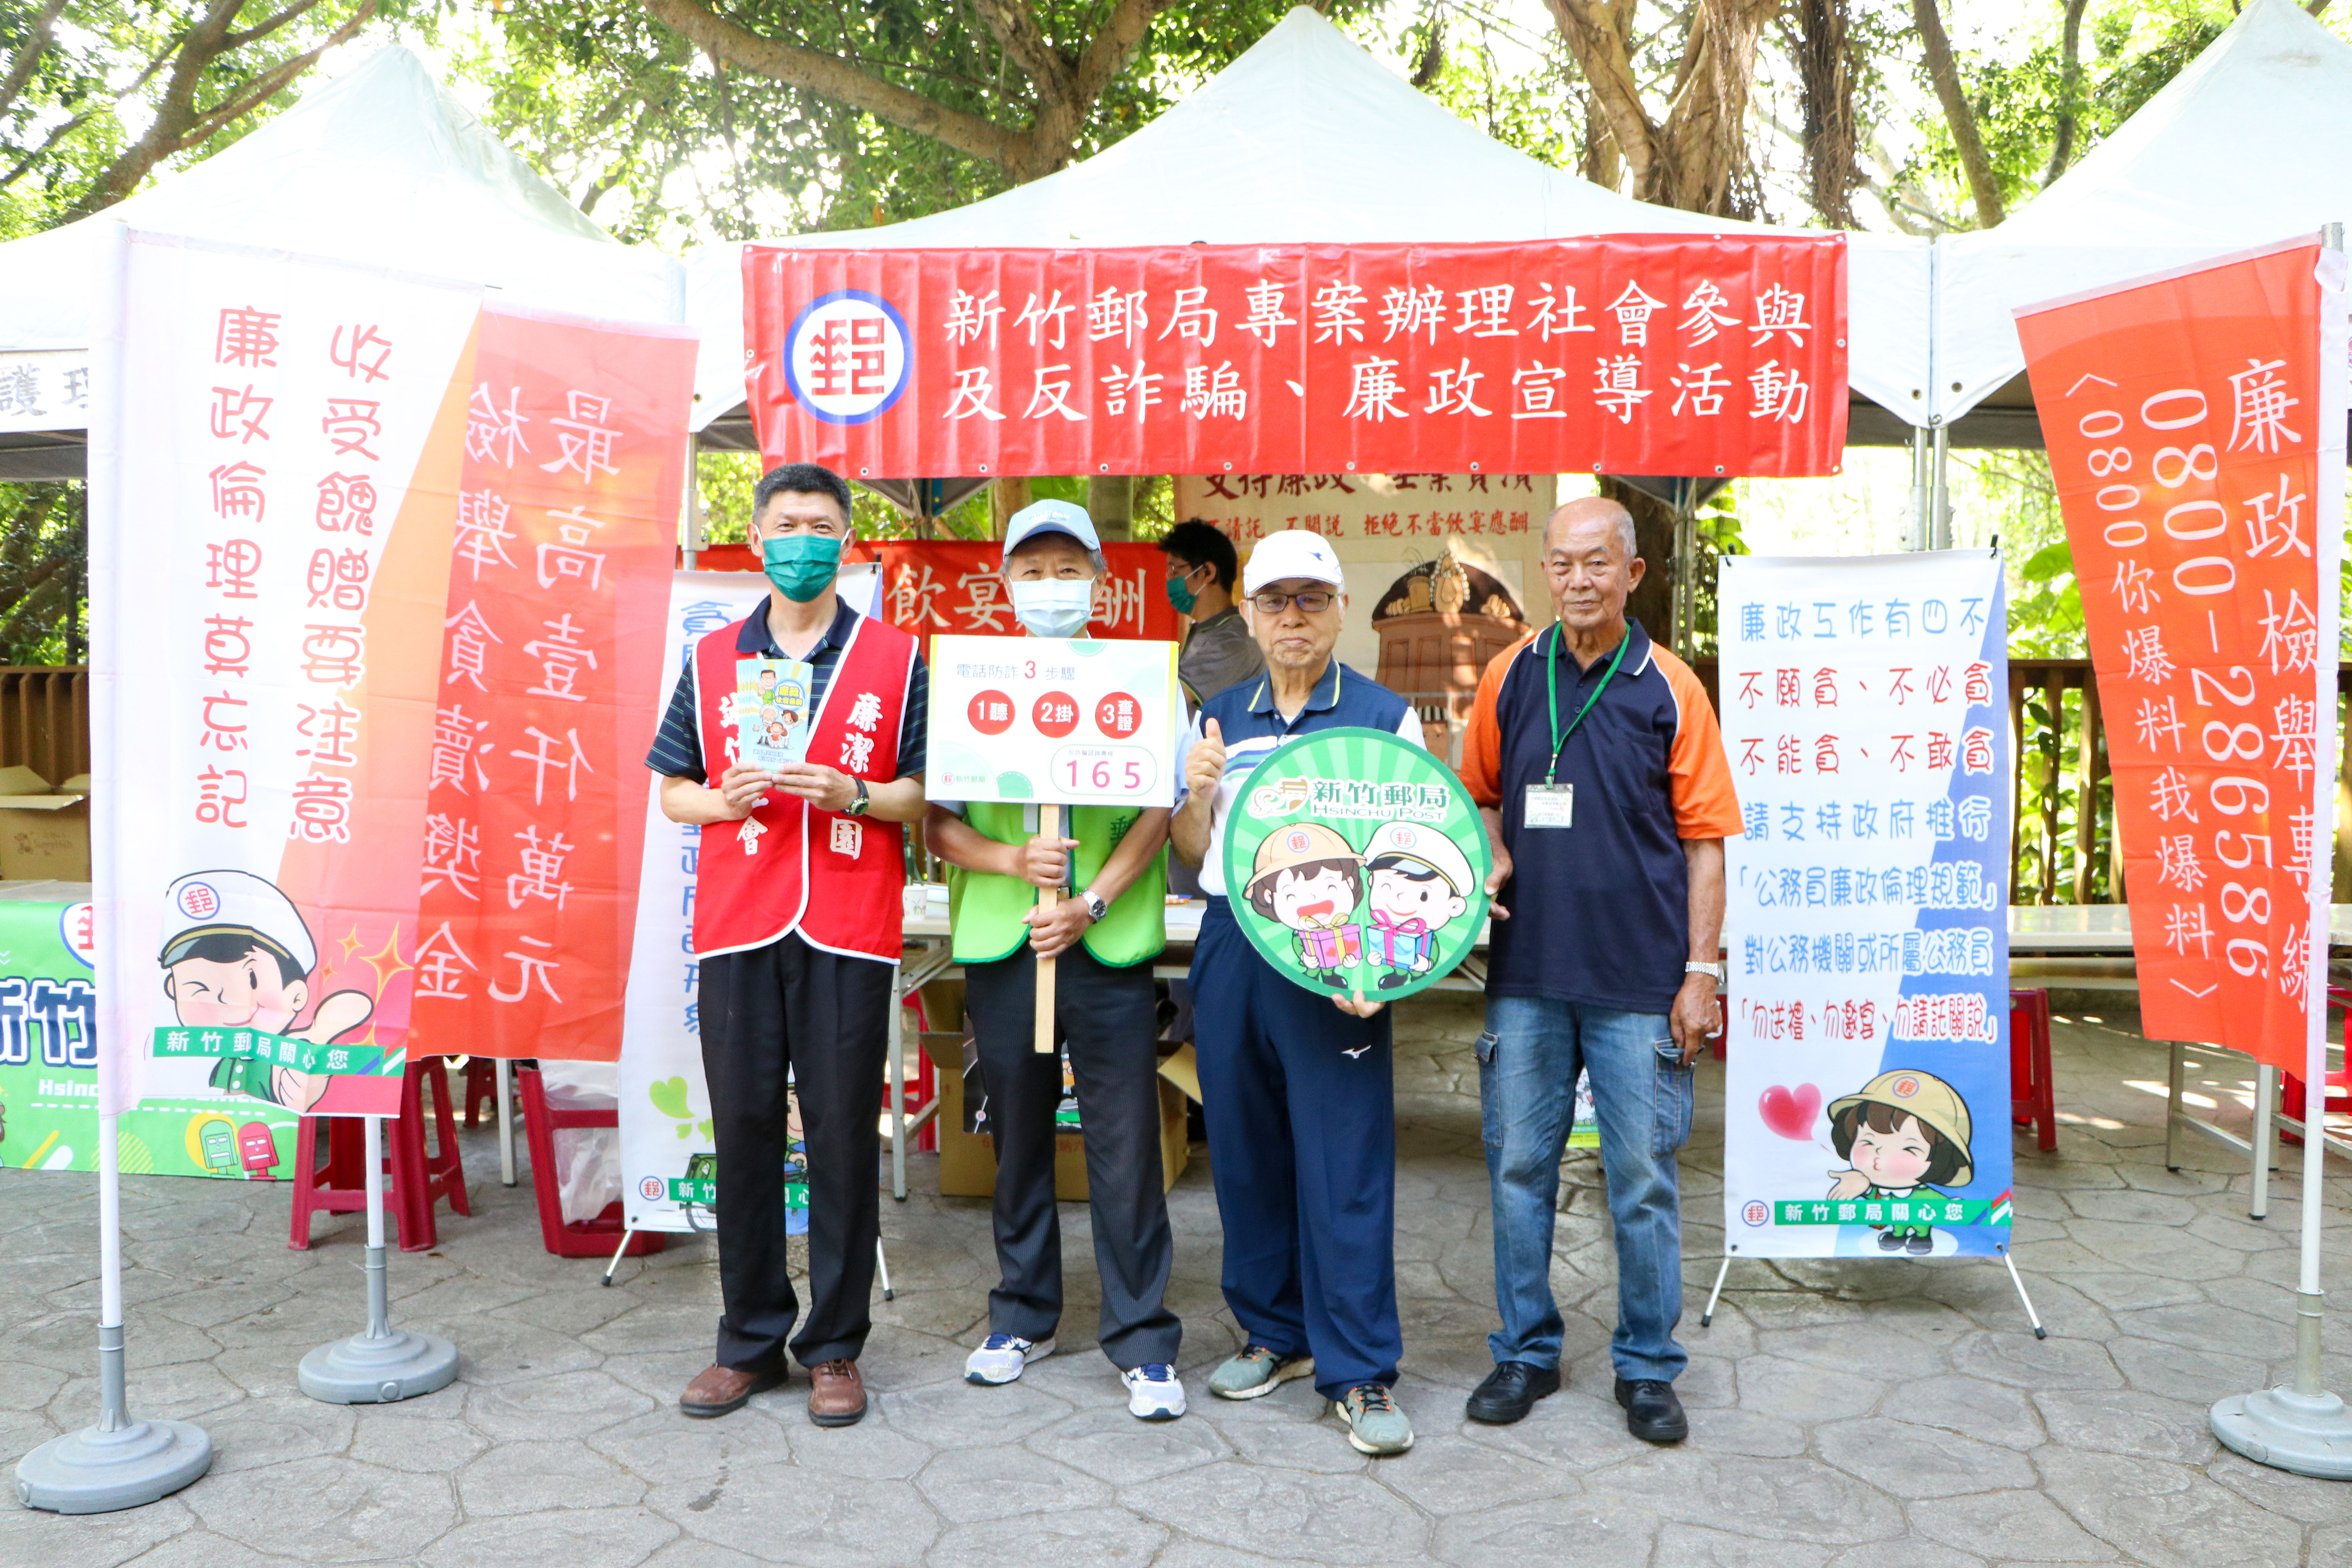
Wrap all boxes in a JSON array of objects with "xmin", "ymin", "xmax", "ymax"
[
  {"xmin": 964, "ymin": 1333, "xmax": 1054, "ymax": 1385},
  {"xmin": 1123, "ymin": 1363, "xmax": 1187, "ymax": 1421}
]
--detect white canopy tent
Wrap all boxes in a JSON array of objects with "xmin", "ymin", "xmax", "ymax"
[
  {"xmin": 0, "ymin": 45, "xmax": 684, "ymax": 478},
  {"xmin": 1926, "ymin": 0, "xmax": 2352, "ymax": 432},
  {"xmin": 684, "ymin": 6, "xmax": 1932, "ymax": 453}
]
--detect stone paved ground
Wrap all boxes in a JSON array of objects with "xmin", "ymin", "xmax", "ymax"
[{"xmin": 7, "ymin": 996, "xmax": 2352, "ymax": 1567}]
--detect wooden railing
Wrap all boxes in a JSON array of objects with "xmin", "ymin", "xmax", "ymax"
[{"xmin": 0, "ymin": 666, "xmax": 87, "ymax": 786}]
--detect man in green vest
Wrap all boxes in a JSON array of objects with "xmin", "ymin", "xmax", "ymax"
[{"xmin": 924, "ymin": 499, "xmax": 1185, "ymax": 1421}]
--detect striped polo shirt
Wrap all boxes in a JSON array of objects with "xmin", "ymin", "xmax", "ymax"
[
  {"xmin": 1459, "ymin": 618, "xmax": 1743, "ymax": 1014},
  {"xmin": 1177, "ymin": 659, "xmax": 1425, "ymax": 899}
]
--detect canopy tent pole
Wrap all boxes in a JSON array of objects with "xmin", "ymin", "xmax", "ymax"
[{"xmin": 682, "ymin": 432, "xmax": 704, "ymax": 571}]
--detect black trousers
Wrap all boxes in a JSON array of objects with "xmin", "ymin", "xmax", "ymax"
[
  {"xmin": 963, "ymin": 940, "xmax": 1181, "ymax": 1370},
  {"xmin": 699, "ymin": 932, "xmax": 889, "ymax": 1371}
]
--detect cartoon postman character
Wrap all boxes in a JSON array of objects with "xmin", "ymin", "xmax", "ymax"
[
  {"xmin": 1825, "ymin": 1069, "xmax": 1975, "ymax": 1255},
  {"xmin": 1244, "ymin": 823, "xmax": 1364, "ymax": 989},
  {"xmin": 1361, "ymin": 820, "xmax": 1474, "ymax": 990},
  {"xmin": 160, "ymin": 870, "xmax": 376, "ymax": 1114}
]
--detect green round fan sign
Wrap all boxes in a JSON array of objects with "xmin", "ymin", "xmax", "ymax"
[{"xmin": 1221, "ymin": 726, "xmax": 1491, "ymax": 1002}]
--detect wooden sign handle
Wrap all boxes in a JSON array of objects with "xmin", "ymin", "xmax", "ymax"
[{"xmin": 1034, "ymin": 802, "xmax": 1059, "ymax": 1055}]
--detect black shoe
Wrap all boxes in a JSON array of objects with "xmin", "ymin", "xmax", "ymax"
[
  {"xmin": 1906, "ymin": 1234, "xmax": 1934, "ymax": 1256},
  {"xmin": 1877, "ymin": 1229, "xmax": 1906, "ymax": 1252},
  {"xmin": 1378, "ymin": 972, "xmax": 1408, "ymax": 990},
  {"xmin": 1466, "ymin": 1361, "xmax": 1559, "ymax": 1424},
  {"xmin": 1614, "ymin": 1377, "xmax": 1687, "ymax": 1443},
  {"xmin": 1320, "ymin": 971, "xmax": 1347, "ymax": 988}
]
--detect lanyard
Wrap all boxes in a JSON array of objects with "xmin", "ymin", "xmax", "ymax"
[{"xmin": 1544, "ymin": 626, "xmax": 1627, "ymax": 784}]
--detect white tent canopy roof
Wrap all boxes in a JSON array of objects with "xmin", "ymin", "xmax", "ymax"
[
  {"xmin": 0, "ymin": 45, "xmax": 681, "ymax": 367},
  {"xmin": 686, "ymin": 6, "xmax": 1927, "ymax": 434},
  {"xmin": 1934, "ymin": 0, "xmax": 2352, "ymax": 424}
]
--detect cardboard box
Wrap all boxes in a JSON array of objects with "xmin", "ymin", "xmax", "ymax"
[
  {"xmin": 0, "ymin": 764, "xmax": 88, "ymax": 880},
  {"xmin": 927, "ymin": 1031, "xmax": 1195, "ymax": 1201}
]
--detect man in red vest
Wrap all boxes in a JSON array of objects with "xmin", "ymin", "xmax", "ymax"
[{"xmin": 646, "ymin": 463, "xmax": 927, "ymax": 1428}]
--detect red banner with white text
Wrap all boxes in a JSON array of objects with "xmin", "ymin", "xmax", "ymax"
[
  {"xmin": 744, "ymin": 240, "xmax": 1847, "ymax": 479},
  {"xmin": 408, "ymin": 307, "xmax": 696, "ymax": 1061},
  {"xmin": 869, "ymin": 541, "xmax": 1182, "ymax": 646},
  {"xmin": 2016, "ymin": 238, "xmax": 2345, "ymax": 1071}
]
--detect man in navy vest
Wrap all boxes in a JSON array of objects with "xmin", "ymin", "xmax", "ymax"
[{"xmin": 647, "ymin": 462, "xmax": 928, "ymax": 1428}]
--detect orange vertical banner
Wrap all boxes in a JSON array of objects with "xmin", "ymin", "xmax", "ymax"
[
  {"xmin": 409, "ymin": 306, "xmax": 696, "ymax": 1060},
  {"xmin": 2016, "ymin": 237, "xmax": 2343, "ymax": 1072}
]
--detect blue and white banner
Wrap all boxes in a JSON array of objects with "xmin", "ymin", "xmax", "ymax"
[{"xmin": 1719, "ymin": 550, "xmax": 2013, "ymax": 1259}]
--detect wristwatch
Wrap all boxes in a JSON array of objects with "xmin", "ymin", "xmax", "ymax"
[
  {"xmin": 1685, "ymin": 960, "xmax": 1725, "ymax": 983},
  {"xmin": 844, "ymin": 777, "xmax": 871, "ymax": 816},
  {"xmin": 1080, "ymin": 889, "xmax": 1109, "ymax": 923}
]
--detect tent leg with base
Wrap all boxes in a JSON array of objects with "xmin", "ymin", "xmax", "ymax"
[
  {"xmin": 15, "ymin": 1115, "xmax": 212, "ymax": 1514},
  {"xmin": 1698, "ymin": 1250, "xmax": 2046, "ymax": 1338},
  {"xmin": 298, "ymin": 1116, "xmax": 459, "ymax": 1404}
]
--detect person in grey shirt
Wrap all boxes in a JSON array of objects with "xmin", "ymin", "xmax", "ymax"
[{"xmin": 1160, "ymin": 520, "xmax": 1265, "ymax": 707}]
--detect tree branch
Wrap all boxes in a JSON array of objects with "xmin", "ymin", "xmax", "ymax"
[
  {"xmin": 1544, "ymin": 0, "xmax": 1659, "ymax": 198},
  {"xmin": 1911, "ymin": 0, "xmax": 2004, "ymax": 227},
  {"xmin": 1069, "ymin": 0, "xmax": 1177, "ymax": 114},
  {"xmin": 0, "ymin": 0, "xmax": 68, "ymax": 124},
  {"xmin": 639, "ymin": 0, "xmax": 1029, "ymax": 172},
  {"xmin": 2043, "ymin": 0, "xmax": 2087, "ymax": 183}
]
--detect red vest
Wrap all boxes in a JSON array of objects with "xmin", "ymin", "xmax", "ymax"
[{"xmin": 690, "ymin": 608, "xmax": 916, "ymax": 962}]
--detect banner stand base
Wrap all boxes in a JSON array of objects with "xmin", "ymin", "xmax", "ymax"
[
  {"xmin": 298, "ymin": 1243, "xmax": 458, "ymax": 1405},
  {"xmin": 2211, "ymin": 1387, "xmax": 2352, "ymax": 1480},
  {"xmin": 16, "ymin": 1328, "xmax": 211, "ymax": 1513},
  {"xmin": 1699, "ymin": 1251, "xmax": 2047, "ymax": 1339}
]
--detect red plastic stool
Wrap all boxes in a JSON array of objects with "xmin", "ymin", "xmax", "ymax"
[
  {"xmin": 461, "ymin": 1056, "xmax": 498, "ymax": 1128},
  {"xmin": 287, "ymin": 1055, "xmax": 471, "ymax": 1251},
  {"xmin": 2008, "ymin": 989, "xmax": 2058, "ymax": 1152},
  {"xmin": 887, "ymin": 992, "xmax": 941, "ymax": 1153},
  {"xmin": 2278, "ymin": 987, "xmax": 2352, "ymax": 1142},
  {"xmin": 515, "ymin": 1065, "xmax": 667, "ymax": 1260}
]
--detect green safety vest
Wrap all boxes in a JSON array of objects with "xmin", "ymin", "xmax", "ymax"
[{"xmin": 946, "ymin": 801, "xmax": 1166, "ymax": 967}]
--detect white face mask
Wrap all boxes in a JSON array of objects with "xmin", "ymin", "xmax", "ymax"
[{"xmin": 1010, "ymin": 579, "xmax": 1095, "ymax": 638}]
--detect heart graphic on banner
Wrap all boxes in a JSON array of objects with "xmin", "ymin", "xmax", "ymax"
[{"xmin": 1759, "ymin": 1083, "xmax": 1823, "ymax": 1141}]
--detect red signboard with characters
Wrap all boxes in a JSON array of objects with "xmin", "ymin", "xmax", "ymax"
[
  {"xmin": 870, "ymin": 541, "xmax": 1183, "ymax": 646},
  {"xmin": 2016, "ymin": 238, "xmax": 2343, "ymax": 1073},
  {"xmin": 743, "ymin": 240, "xmax": 1848, "ymax": 479}
]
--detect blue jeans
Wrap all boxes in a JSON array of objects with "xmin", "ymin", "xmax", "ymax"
[{"xmin": 1478, "ymin": 995, "xmax": 1693, "ymax": 1382}]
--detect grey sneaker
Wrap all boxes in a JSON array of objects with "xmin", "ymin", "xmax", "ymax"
[
  {"xmin": 1334, "ymin": 1383, "xmax": 1414, "ymax": 1455},
  {"xmin": 1207, "ymin": 1345, "xmax": 1315, "ymax": 1401}
]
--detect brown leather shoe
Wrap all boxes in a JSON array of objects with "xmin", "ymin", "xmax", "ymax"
[
  {"xmin": 680, "ymin": 1362, "xmax": 786, "ymax": 1418},
  {"xmin": 805, "ymin": 1359, "xmax": 867, "ymax": 1427}
]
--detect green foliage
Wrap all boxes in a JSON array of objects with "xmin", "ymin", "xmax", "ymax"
[
  {"xmin": 0, "ymin": 482, "xmax": 85, "ymax": 664},
  {"xmin": 1683, "ymin": 486, "xmax": 1747, "ymax": 660},
  {"xmin": 1391, "ymin": 11, "xmax": 1577, "ymax": 168}
]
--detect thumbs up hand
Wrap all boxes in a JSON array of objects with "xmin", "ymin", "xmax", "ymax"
[{"xmin": 1184, "ymin": 717, "xmax": 1227, "ymax": 800}]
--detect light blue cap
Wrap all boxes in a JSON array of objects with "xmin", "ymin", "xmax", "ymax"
[{"xmin": 1003, "ymin": 498, "xmax": 1100, "ymax": 559}]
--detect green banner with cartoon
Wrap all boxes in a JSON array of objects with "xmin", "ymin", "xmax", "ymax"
[
  {"xmin": 1221, "ymin": 727, "xmax": 1490, "ymax": 1001},
  {"xmin": 0, "ymin": 897, "xmax": 298, "ymax": 1179}
]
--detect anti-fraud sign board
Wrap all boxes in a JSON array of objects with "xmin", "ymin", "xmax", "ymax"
[
  {"xmin": 1221, "ymin": 728, "xmax": 1490, "ymax": 1002},
  {"xmin": 742, "ymin": 240, "xmax": 1849, "ymax": 479},
  {"xmin": 1720, "ymin": 552, "xmax": 2013, "ymax": 1259},
  {"xmin": 0, "ymin": 897, "xmax": 297, "ymax": 1177},
  {"xmin": 619, "ymin": 570, "xmax": 881, "ymax": 1235},
  {"xmin": 2016, "ymin": 238, "xmax": 2345, "ymax": 1072},
  {"xmin": 928, "ymin": 635, "xmax": 1180, "ymax": 807},
  {"xmin": 96, "ymin": 232, "xmax": 485, "ymax": 1118}
]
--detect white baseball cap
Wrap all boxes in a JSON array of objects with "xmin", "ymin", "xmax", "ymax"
[
  {"xmin": 159, "ymin": 869, "xmax": 318, "ymax": 974},
  {"xmin": 1241, "ymin": 530, "xmax": 1347, "ymax": 596},
  {"xmin": 1002, "ymin": 498, "xmax": 1100, "ymax": 560}
]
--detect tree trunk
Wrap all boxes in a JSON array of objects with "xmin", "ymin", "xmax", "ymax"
[
  {"xmin": 1911, "ymin": 0, "xmax": 2005, "ymax": 227},
  {"xmin": 1601, "ymin": 479, "xmax": 1678, "ymax": 649},
  {"xmin": 2043, "ymin": 0, "xmax": 2089, "ymax": 184},
  {"xmin": 1087, "ymin": 475, "xmax": 1134, "ymax": 541},
  {"xmin": 989, "ymin": 478, "xmax": 1033, "ymax": 538},
  {"xmin": 1795, "ymin": 0, "xmax": 1859, "ymax": 228}
]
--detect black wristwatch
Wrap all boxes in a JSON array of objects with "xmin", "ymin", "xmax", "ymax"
[{"xmin": 844, "ymin": 777, "xmax": 871, "ymax": 816}]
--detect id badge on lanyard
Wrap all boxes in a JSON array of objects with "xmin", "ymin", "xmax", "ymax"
[{"xmin": 1524, "ymin": 628, "xmax": 1625, "ymax": 831}]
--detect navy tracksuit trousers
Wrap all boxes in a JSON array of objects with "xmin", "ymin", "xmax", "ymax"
[{"xmin": 1190, "ymin": 897, "xmax": 1401, "ymax": 1400}]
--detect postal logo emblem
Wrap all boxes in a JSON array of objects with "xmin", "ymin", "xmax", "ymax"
[
  {"xmin": 1892, "ymin": 1074, "xmax": 1920, "ymax": 1099},
  {"xmin": 1742, "ymin": 1200, "xmax": 1769, "ymax": 1227},
  {"xmin": 784, "ymin": 290, "xmax": 912, "ymax": 425},
  {"xmin": 1285, "ymin": 829, "xmax": 1311, "ymax": 854},
  {"xmin": 638, "ymin": 1176, "xmax": 665, "ymax": 1202},
  {"xmin": 178, "ymin": 881, "xmax": 220, "ymax": 921},
  {"xmin": 1391, "ymin": 826, "xmax": 1417, "ymax": 849}
]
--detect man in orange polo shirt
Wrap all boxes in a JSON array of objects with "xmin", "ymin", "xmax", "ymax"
[{"xmin": 1456, "ymin": 496, "xmax": 1743, "ymax": 1442}]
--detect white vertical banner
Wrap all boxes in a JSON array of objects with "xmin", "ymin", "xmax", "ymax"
[
  {"xmin": 617, "ymin": 565, "xmax": 880, "ymax": 1234},
  {"xmin": 1718, "ymin": 550, "xmax": 2014, "ymax": 1259},
  {"xmin": 94, "ymin": 232, "xmax": 482, "ymax": 1119}
]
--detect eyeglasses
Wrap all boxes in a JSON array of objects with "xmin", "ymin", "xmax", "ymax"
[{"xmin": 1249, "ymin": 589, "xmax": 1336, "ymax": 615}]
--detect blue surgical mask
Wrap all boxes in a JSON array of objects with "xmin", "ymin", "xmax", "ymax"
[
  {"xmin": 762, "ymin": 534, "xmax": 842, "ymax": 602},
  {"xmin": 1010, "ymin": 579, "xmax": 1095, "ymax": 639}
]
